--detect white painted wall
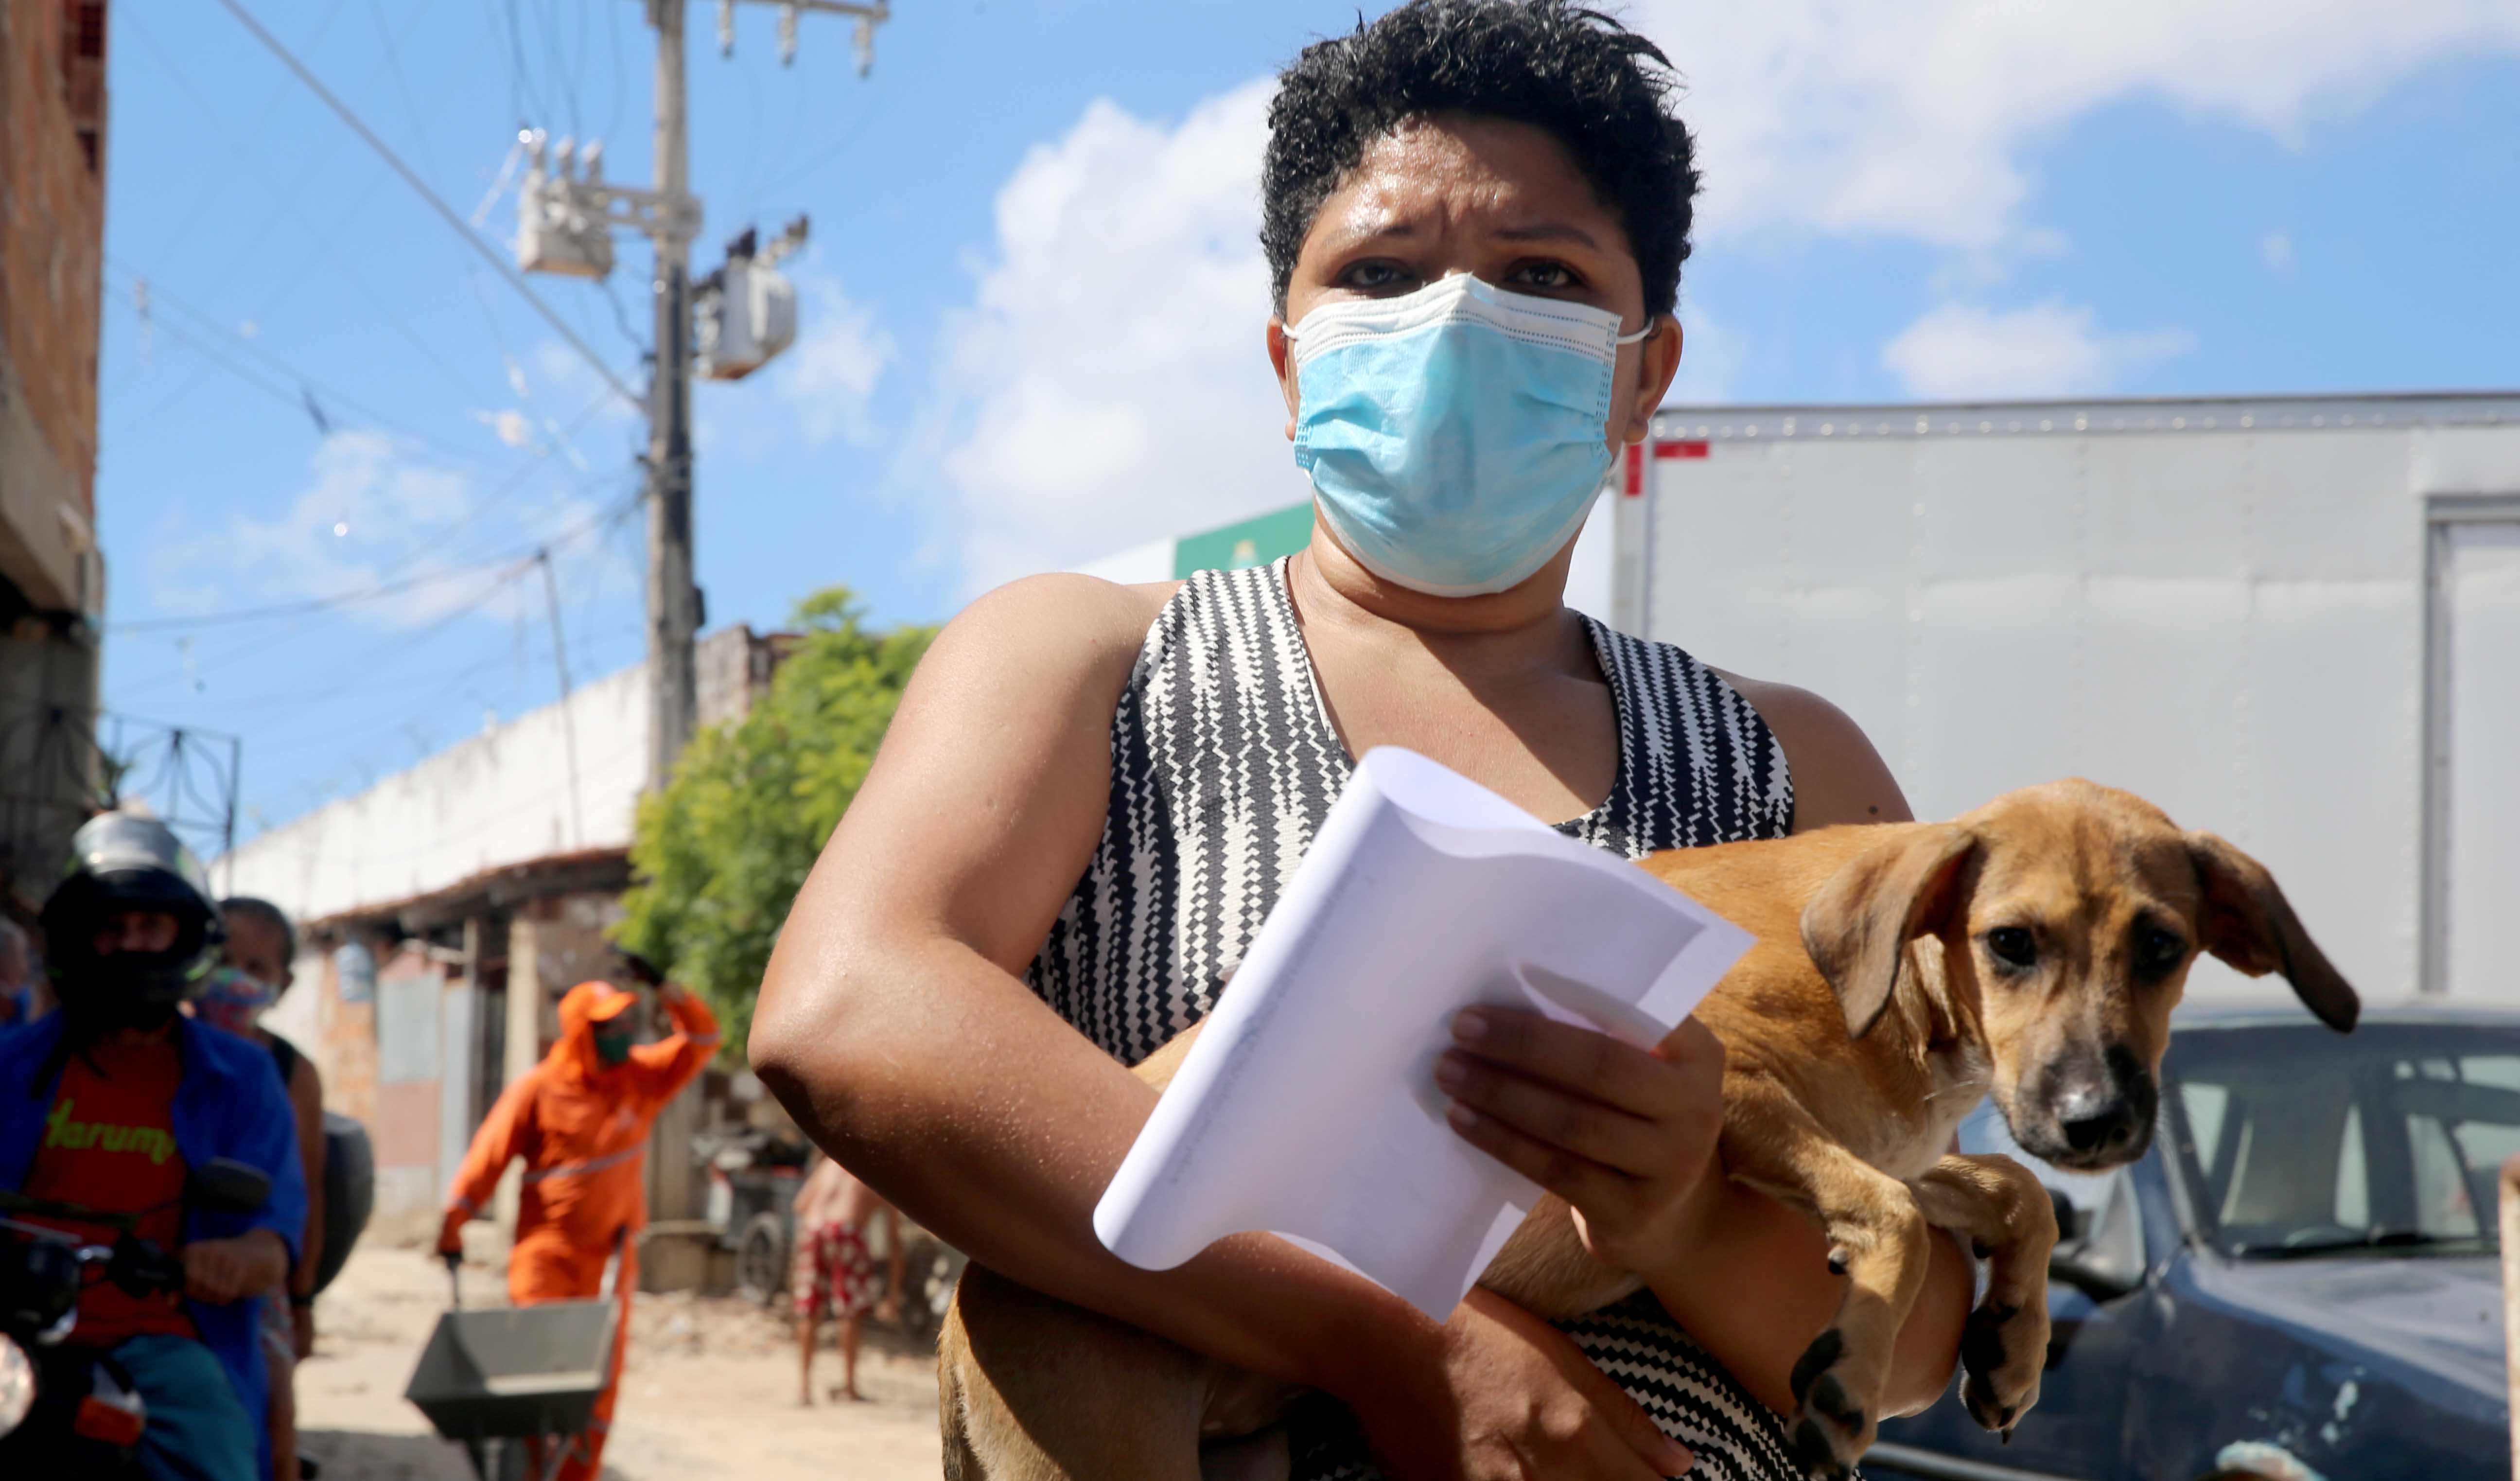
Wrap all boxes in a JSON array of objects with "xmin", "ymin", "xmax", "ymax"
[
  {"xmin": 1628, "ymin": 396, "xmax": 2520, "ymax": 1011},
  {"xmin": 219, "ymin": 662, "xmax": 649, "ymax": 929}
]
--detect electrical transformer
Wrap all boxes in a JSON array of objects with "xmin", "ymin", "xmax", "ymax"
[{"xmin": 695, "ymin": 250, "xmax": 797, "ymax": 381}]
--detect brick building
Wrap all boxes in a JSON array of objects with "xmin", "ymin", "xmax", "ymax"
[{"xmin": 0, "ymin": 0, "xmax": 112, "ymax": 908}]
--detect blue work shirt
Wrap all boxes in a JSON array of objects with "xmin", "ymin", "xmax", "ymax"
[{"xmin": 0, "ymin": 1011, "xmax": 308, "ymax": 1478}]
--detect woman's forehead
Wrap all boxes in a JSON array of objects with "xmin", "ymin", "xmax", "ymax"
[{"xmin": 1306, "ymin": 115, "xmax": 1623, "ymax": 251}]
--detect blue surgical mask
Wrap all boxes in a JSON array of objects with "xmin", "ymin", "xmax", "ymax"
[{"xmin": 1286, "ymin": 274, "xmax": 1650, "ymax": 597}]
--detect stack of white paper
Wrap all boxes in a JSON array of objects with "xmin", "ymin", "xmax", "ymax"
[{"xmin": 1093, "ymin": 746, "xmax": 1752, "ymax": 1320}]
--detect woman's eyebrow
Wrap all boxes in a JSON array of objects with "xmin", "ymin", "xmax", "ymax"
[
  {"xmin": 1328, "ymin": 215, "xmax": 1422, "ymax": 246},
  {"xmin": 1493, "ymin": 222, "xmax": 1602, "ymax": 249}
]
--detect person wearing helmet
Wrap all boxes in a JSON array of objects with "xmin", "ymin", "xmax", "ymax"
[
  {"xmin": 0, "ymin": 812, "xmax": 309, "ymax": 1481},
  {"xmin": 436, "ymin": 952, "xmax": 718, "ymax": 1481}
]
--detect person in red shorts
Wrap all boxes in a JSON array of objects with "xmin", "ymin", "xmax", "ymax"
[{"xmin": 790, "ymin": 1152, "xmax": 904, "ymax": 1404}]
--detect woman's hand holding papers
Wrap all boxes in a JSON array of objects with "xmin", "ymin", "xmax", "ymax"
[{"xmin": 1436, "ymin": 1007, "xmax": 1729, "ymax": 1272}]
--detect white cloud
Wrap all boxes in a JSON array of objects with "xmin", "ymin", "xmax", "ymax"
[
  {"xmin": 921, "ymin": 81, "xmax": 1303, "ymax": 593},
  {"xmin": 473, "ymin": 408, "xmax": 537, "ymax": 449},
  {"xmin": 1631, "ymin": 0, "xmax": 2520, "ymax": 250},
  {"xmin": 2259, "ymin": 228, "xmax": 2298, "ymax": 277},
  {"xmin": 148, "ymin": 431, "xmax": 620, "ymax": 627},
  {"xmin": 1665, "ymin": 302, "xmax": 1747, "ymax": 406},
  {"xmin": 1882, "ymin": 300, "xmax": 2192, "ymax": 400},
  {"xmin": 775, "ymin": 267, "xmax": 892, "ymax": 444}
]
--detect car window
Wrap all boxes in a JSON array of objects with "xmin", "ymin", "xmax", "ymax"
[{"xmin": 2166, "ymin": 1026, "xmax": 2520, "ymax": 1257}]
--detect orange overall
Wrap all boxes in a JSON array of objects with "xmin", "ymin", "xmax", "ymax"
[{"xmin": 439, "ymin": 981, "xmax": 718, "ymax": 1481}]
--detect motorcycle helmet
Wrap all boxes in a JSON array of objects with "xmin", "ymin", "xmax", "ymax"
[{"xmin": 38, "ymin": 812, "xmax": 224, "ymax": 1033}]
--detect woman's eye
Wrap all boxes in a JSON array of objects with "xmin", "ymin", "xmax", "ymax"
[
  {"xmin": 1510, "ymin": 261, "xmax": 1576, "ymax": 290},
  {"xmin": 1341, "ymin": 261, "xmax": 1410, "ymax": 291},
  {"xmin": 1985, "ymin": 928, "xmax": 2037, "ymax": 969}
]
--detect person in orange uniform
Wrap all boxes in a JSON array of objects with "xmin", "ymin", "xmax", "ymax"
[{"xmin": 436, "ymin": 957, "xmax": 718, "ymax": 1481}]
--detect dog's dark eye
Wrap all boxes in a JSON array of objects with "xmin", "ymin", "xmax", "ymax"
[
  {"xmin": 1985, "ymin": 927, "xmax": 2037, "ymax": 969},
  {"xmin": 2138, "ymin": 928, "xmax": 2187, "ymax": 971}
]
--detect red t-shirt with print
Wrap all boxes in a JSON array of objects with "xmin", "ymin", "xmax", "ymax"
[{"xmin": 20, "ymin": 1036, "xmax": 194, "ymax": 1345}]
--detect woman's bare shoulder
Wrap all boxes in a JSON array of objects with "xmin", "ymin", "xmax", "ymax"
[
  {"xmin": 1706, "ymin": 667, "xmax": 1913, "ymax": 831},
  {"xmin": 924, "ymin": 574, "xmax": 1183, "ymax": 700},
  {"xmin": 947, "ymin": 573, "xmax": 1179, "ymax": 657}
]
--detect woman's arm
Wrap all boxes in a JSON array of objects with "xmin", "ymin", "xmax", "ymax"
[
  {"xmin": 751, "ymin": 576, "xmax": 1690, "ymax": 1481},
  {"xmin": 286, "ymin": 1053, "xmax": 326, "ymax": 1353},
  {"xmin": 750, "ymin": 576, "xmax": 1422, "ymax": 1387}
]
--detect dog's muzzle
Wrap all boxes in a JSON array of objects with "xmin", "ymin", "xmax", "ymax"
[{"xmin": 2015, "ymin": 1044, "xmax": 2158, "ymax": 1171}]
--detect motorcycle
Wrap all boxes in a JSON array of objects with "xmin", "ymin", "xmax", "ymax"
[{"xmin": 0, "ymin": 1159, "xmax": 274, "ymax": 1474}]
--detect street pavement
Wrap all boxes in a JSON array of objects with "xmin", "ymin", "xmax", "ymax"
[{"xmin": 293, "ymin": 1238, "xmax": 943, "ymax": 1480}]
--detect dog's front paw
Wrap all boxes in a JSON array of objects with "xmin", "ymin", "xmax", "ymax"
[
  {"xmin": 1957, "ymin": 1299, "xmax": 2045, "ymax": 1435},
  {"xmin": 1785, "ymin": 1327, "xmax": 1878, "ymax": 1481}
]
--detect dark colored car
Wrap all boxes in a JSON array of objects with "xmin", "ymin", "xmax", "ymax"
[{"xmin": 1867, "ymin": 1004, "xmax": 2512, "ymax": 1481}]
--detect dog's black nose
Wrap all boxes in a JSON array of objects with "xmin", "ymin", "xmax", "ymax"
[{"xmin": 2056, "ymin": 1092, "xmax": 2138, "ymax": 1156}]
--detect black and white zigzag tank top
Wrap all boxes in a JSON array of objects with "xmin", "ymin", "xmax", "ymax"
[{"xmin": 1027, "ymin": 558, "xmax": 1806, "ymax": 1481}]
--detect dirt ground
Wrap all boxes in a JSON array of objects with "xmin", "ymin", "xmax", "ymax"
[{"xmin": 293, "ymin": 1239, "xmax": 943, "ymax": 1481}]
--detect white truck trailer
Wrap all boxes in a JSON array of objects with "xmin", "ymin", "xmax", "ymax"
[{"xmin": 1610, "ymin": 391, "xmax": 2520, "ymax": 1008}]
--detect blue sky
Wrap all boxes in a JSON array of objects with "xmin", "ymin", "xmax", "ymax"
[{"xmin": 94, "ymin": 1, "xmax": 2520, "ymax": 840}]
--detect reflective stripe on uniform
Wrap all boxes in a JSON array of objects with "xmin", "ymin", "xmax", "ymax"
[{"xmin": 519, "ymin": 1145, "xmax": 643, "ymax": 1184}]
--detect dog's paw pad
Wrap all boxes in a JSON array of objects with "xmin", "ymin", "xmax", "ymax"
[
  {"xmin": 1958, "ymin": 1301, "xmax": 2043, "ymax": 1432},
  {"xmin": 1786, "ymin": 1329, "xmax": 1874, "ymax": 1478},
  {"xmin": 1788, "ymin": 1418, "xmax": 1852, "ymax": 1481},
  {"xmin": 1788, "ymin": 1327, "xmax": 1842, "ymax": 1405},
  {"xmin": 1806, "ymin": 1374, "xmax": 1863, "ymax": 1432}
]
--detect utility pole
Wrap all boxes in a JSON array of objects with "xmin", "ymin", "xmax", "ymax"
[
  {"xmin": 645, "ymin": 0, "xmax": 698, "ymax": 795},
  {"xmin": 514, "ymin": 0, "xmax": 890, "ymax": 1277}
]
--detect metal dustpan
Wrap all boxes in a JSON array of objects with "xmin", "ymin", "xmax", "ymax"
[{"xmin": 406, "ymin": 1256, "xmax": 616, "ymax": 1441}]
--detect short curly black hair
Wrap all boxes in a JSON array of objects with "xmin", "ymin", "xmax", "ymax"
[{"xmin": 1261, "ymin": 0, "xmax": 1697, "ymax": 320}]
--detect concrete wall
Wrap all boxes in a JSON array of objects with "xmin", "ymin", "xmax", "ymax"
[
  {"xmin": 223, "ymin": 665, "xmax": 650, "ymax": 926},
  {"xmin": 220, "ymin": 625, "xmax": 779, "ymax": 932}
]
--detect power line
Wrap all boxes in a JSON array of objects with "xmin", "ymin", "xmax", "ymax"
[
  {"xmin": 120, "ymin": 11, "xmax": 508, "ymax": 418},
  {"xmin": 150, "ymin": 0, "xmax": 353, "ymax": 267},
  {"xmin": 751, "ymin": 91, "xmax": 888, "ymax": 201},
  {"xmin": 367, "ymin": 0, "xmax": 448, "ymax": 183},
  {"xmin": 109, "ymin": 475, "xmax": 637, "ymax": 700},
  {"xmin": 211, "ymin": 0, "xmax": 642, "ymax": 411},
  {"xmin": 600, "ymin": 0, "xmax": 628, "ymax": 146},
  {"xmin": 107, "ymin": 261, "xmax": 497, "ymax": 469},
  {"xmin": 110, "ymin": 554, "xmax": 537, "ymax": 634},
  {"xmin": 123, "ymin": 487, "xmax": 631, "ymax": 710}
]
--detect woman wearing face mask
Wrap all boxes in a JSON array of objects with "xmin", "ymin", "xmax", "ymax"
[
  {"xmin": 751, "ymin": 4, "xmax": 1970, "ymax": 1479},
  {"xmin": 436, "ymin": 962, "xmax": 718, "ymax": 1481},
  {"xmin": 189, "ymin": 898, "xmax": 327, "ymax": 1481}
]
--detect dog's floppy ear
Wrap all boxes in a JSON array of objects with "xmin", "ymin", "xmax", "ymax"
[
  {"xmin": 2185, "ymin": 832, "xmax": 2358, "ymax": 1033},
  {"xmin": 1800, "ymin": 824, "xmax": 1978, "ymax": 1039}
]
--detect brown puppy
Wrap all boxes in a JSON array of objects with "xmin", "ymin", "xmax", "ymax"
[{"xmin": 938, "ymin": 779, "xmax": 2358, "ymax": 1480}]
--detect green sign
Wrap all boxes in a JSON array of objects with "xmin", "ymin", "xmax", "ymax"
[{"xmin": 1172, "ymin": 502, "xmax": 1315, "ymax": 579}]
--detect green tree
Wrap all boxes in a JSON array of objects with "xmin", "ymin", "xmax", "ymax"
[{"xmin": 616, "ymin": 587, "xmax": 935, "ymax": 1058}]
